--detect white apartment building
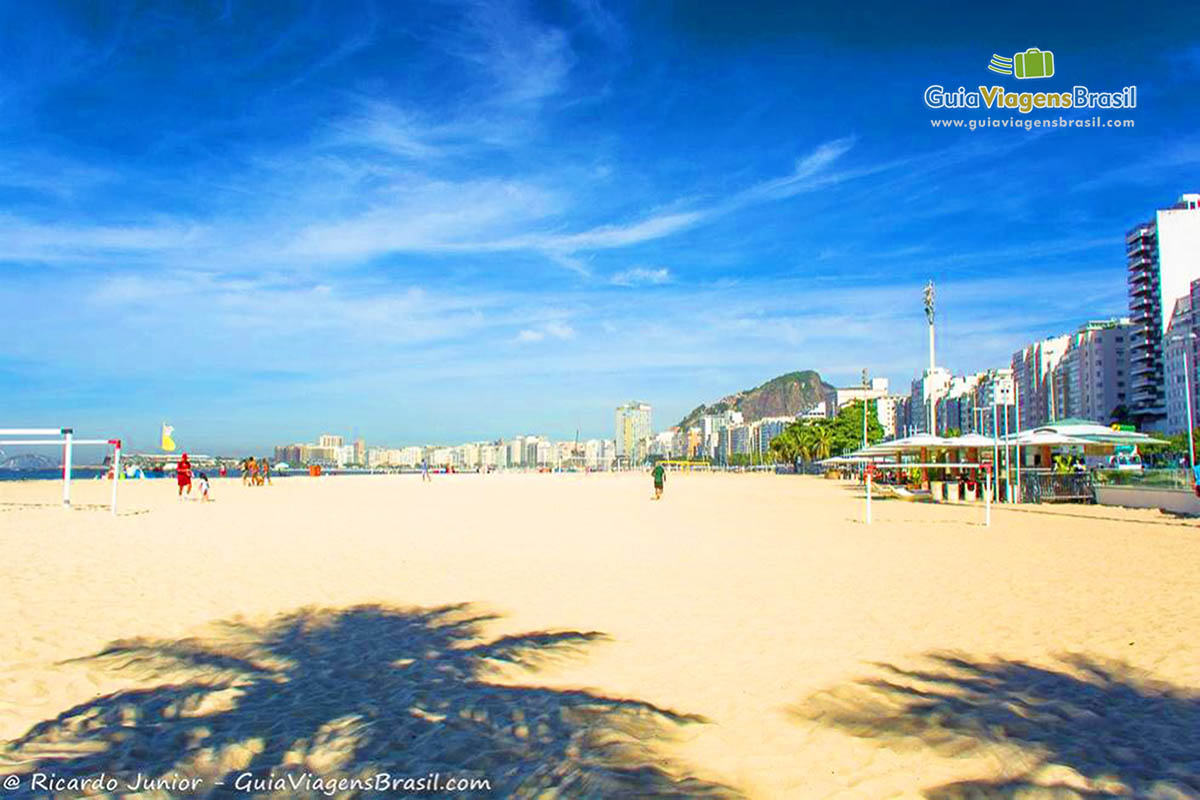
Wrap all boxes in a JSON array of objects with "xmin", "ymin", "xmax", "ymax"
[
  {"xmin": 966, "ymin": 369, "xmax": 1015, "ymax": 436},
  {"xmin": 1127, "ymin": 193, "xmax": 1200, "ymax": 425},
  {"xmin": 508, "ymin": 436, "xmax": 525, "ymax": 466},
  {"xmin": 1053, "ymin": 318, "xmax": 1133, "ymax": 425},
  {"xmin": 910, "ymin": 367, "xmax": 952, "ymax": 434},
  {"xmin": 1012, "ymin": 335, "xmax": 1071, "ymax": 429},
  {"xmin": 1163, "ymin": 288, "xmax": 1199, "ymax": 435},
  {"xmin": 873, "ymin": 396, "xmax": 906, "ymax": 438},
  {"xmin": 584, "ymin": 438, "xmax": 615, "ymax": 469},
  {"xmin": 615, "ymin": 402, "xmax": 652, "ymax": 465},
  {"xmin": 834, "ymin": 377, "xmax": 890, "ymax": 408}
]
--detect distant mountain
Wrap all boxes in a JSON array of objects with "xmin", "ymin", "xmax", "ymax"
[
  {"xmin": 678, "ymin": 370, "xmax": 835, "ymax": 429},
  {"xmin": 0, "ymin": 453, "xmax": 58, "ymax": 471}
]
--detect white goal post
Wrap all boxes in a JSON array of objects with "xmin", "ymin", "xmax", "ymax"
[{"xmin": 0, "ymin": 428, "xmax": 123, "ymax": 514}]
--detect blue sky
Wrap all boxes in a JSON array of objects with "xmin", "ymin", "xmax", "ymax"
[{"xmin": 2, "ymin": 1, "xmax": 1200, "ymax": 453}]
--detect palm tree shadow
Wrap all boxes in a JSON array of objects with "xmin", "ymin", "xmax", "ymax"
[
  {"xmin": 793, "ymin": 653, "xmax": 1200, "ymax": 798},
  {"xmin": 3, "ymin": 604, "xmax": 737, "ymax": 798}
]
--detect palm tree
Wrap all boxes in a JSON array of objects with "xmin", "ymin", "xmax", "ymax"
[
  {"xmin": 768, "ymin": 430, "xmax": 796, "ymax": 464},
  {"xmin": 795, "ymin": 429, "xmax": 814, "ymax": 464},
  {"xmin": 809, "ymin": 423, "xmax": 833, "ymax": 461}
]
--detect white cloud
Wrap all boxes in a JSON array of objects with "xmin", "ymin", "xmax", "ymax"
[
  {"xmin": 611, "ymin": 267, "xmax": 670, "ymax": 286},
  {"xmin": 544, "ymin": 320, "xmax": 575, "ymax": 339},
  {"xmin": 515, "ymin": 320, "xmax": 575, "ymax": 343}
]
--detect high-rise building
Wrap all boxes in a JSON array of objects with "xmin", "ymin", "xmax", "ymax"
[
  {"xmin": 754, "ymin": 417, "xmax": 794, "ymax": 454},
  {"xmin": 934, "ymin": 373, "xmax": 984, "ymax": 435},
  {"xmin": 614, "ymin": 402, "xmax": 652, "ymax": 465},
  {"xmin": 1163, "ymin": 286, "xmax": 1200, "ymax": 435},
  {"xmin": 508, "ymin": 436, "xmax": 525, "ymax": 467},
  {"xmin": 318, "ymin": 434, "xmax": 344, "ymax": 449},
  {"xmin": 353, "ymin": 438, "xmax": 365, "ymax": 466},
  {"xmin": 1052, "ymin": 318, "xmax": 1133, "ymax": 424},
  {"xmin": 1012, "ymin": 335, "xmax": 1071, "ymax": 429},
  {"xmin": 1126, "ymin": 193, "xmax": 1200, "ymax": 427},
  {"xmin": 966, "ymin": 369, "xmax": 1015, "ymax": 436},
  {"xmin": 910, "ymin": 368, "xmax": 951, "ymax": 434},
  {"xmin": 273, "ymin": 444, "xmax": 304, "ymax": 466}
]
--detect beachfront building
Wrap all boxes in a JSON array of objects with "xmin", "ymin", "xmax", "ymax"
[
  {"xmin": 583, "ymin": 438, "xmax": 616, "ymax": 469},
  {"xmin": 1163, "ymin": 289, "xmax": 1199, "ymax": 435},
  {"xmin": 353, "ymin": 438, "xmax": 365, "ymax": 466},
  {"xmin": 890, "ymin": 396, "xmax": 912, "ymax": 438},
  {"xmin": 457, "ymin": 442, "xmax": 480, "ymax": 469},
  {"xmin": 1052, "ymin": 318, "xmax": 1134, "ymax": 425},
  {"xmin": 584, "ymin": 439, "xmax": 604, "ymax": 469},
  {"xmin": 615, "ymin": 402, "xmax": 652, "ymax": 466},
  {"xmin": 1126, "ymin": 193, "xmax": 1200, "ymax": 428},
  {"xmin": 934, "ymin": 373, "xmax": 984, "ymax": 435},
  {"xmin": 834, "ymin": 378, "xmax": 901, "ymax": 436},
  {"xmin": 1012, "ymin": 335, "xmax": 1071, "ymax": 429},
  {"xmin": 479, "ymin": 442, "xmax": 507, "ymax": 469},
  {"xmin": 966, "ymin": 368, "xmax": 1016, "ymax": 436},
  {"xmin": 910, "ymin": 367, "xmax": 951, "ymax": 434},
  {"xmin": 755, "ymin": 417, "xmax": 794, "ymax": 454},
  {"xmin": 715, "ymin": 423, "xmax": 754, "ymax": 463},
  {"xmin": 318, "ymin": 434, "xmax": 343, "ymax": 449},
  {"xmin": 274, "ymin": 444, "xmax": 304, "ymax": 465},
  {"xmin": 649, "ymin": 430, "xmax": 676, "ymax": 459},
  {"xmin": 834, "ymin": 377, "xmax": 891, "ymax": 410},
  {"xmin": 798, "ymin": 402, "xmax": 829, "ymax": 421},
  {"xmin": 873, "ymin": 395, "xmax": 906, "ymax": 439}
]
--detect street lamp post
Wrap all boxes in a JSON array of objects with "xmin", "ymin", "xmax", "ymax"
[
  {"xmin": 923, "ymin": 281, "xmax": 936, "ymax": 434},
  {"xmin": 862, "ymin": 368, "xmax": 869, "ymax": 451}
]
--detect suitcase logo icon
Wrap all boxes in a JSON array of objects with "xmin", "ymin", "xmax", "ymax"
[{"xmin": 988, "ymin": 48, "xmax": 1055, "ymax": 79}]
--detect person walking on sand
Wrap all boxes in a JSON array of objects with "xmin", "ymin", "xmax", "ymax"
[
  {"xmin": 652, "ymin": 461, "xmax": 666, "ymax": 500},
  {"xmin": 421, "ymin": 458, "xmax": 431, "ymax": 482},
  {"xmin": 260, "ymin": 458, "xmax": 272, "ymax": 486},
  {"xmin": 198, "ymin": 471, "xmax": 211, "ymax": 502},
  {"xmin": 176, "ymin": 453, "xmax": 193, "ymax": 498}
]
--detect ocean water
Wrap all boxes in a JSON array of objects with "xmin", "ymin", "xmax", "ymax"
[{"xmin": 0, "ymin": 467, "xmax": 110, "ymax": 482}]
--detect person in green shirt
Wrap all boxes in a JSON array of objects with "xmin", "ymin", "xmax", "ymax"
[{"xmin": 652, "ymin": 462, "xmax": 666, "ymax": 500}]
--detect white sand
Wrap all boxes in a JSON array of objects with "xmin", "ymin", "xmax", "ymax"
[{"xmin": 1, "ymin": 472, "xmax": 1198, "ymax": 798}]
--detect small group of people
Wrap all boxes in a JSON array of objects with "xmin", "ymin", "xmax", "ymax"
[
  {"xmin": 175, "ymin": 453, "xmax": 210, "ymax": 502},
  {"xmin": 240, "ymin": 456, "xmax": 272, "ymax": 486}
]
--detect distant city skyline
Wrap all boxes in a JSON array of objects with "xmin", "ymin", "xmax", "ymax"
[{"xmin": 3, "ymin": 2, "xmax": 1199, "ymax": 453}]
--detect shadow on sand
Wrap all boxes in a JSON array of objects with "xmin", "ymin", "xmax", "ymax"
[
  {"xmin": 793, "ymin": 653, "xmax": 1200, "ymax": 798},
  {"xmin": 2, "ymin": 604, "xmax": 735, "ymax": 798}
]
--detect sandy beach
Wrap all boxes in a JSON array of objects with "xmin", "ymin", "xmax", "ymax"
[{"xmin": 1, "ymin": 472, "xmax": 1198, "ymax": 798}]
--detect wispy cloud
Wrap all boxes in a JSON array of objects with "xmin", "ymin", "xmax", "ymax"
[
  {"xmin": 515, "ymin": 319, "xmax": 576, "ymax": 343},
  {"xmin": 611, "ymin": 267, "xmax": 670, "ymax": 286}
]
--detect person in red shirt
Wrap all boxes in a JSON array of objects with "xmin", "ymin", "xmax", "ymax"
[{"xmin": 177, "ymin": 453, "xmax": 193, "ymax": 498}]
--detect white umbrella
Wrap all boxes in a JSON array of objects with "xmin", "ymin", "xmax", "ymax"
[
  {"xmin": 859, "ymin": 433, "xmax": 953, "ymax": 455},
  {"xmin": 941, "ymin": 433, "xmax": 996, "ymax": 449},
  {"xmin": 1030, "ymin": 420, "xmax": 1167, "ymax": 446},
  {"xmin": 1003, "ymin": 429, "xmax": 1093, "ymax": 447}
]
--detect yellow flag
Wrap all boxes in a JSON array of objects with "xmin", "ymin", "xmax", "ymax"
[{"xmin": 161, "ymin": 422, "xmax": 176, "ymax": 452}]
